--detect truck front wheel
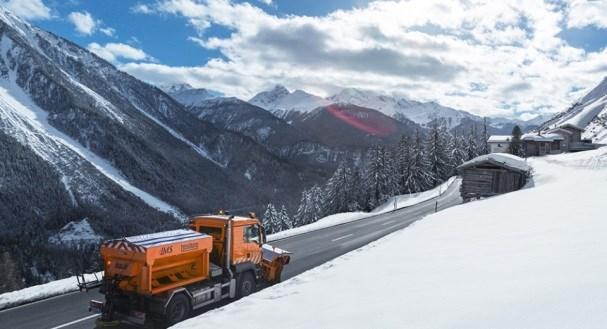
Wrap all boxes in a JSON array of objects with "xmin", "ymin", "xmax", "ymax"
[
  {"xmin": 237, "ymin": 272, "xmax": 256, "ymax": 298},
  {"xmin": 165, "ymin": 293, "xmax": 190, "ymax": 326}
]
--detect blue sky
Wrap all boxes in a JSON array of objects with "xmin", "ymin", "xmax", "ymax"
[
  {"xmin": 3, "ymin": 0, "xmax": 607, "ymax": 120},
  {"xmin": 33, "ymin": 0, "xmax": 371, "ymax": 67}
]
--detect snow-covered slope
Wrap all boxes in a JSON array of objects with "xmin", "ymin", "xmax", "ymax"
[
  {"xmin": 249, "ymin": 85, "xmax": 330, "ymax": 117},
  {"xmin": 173, "ymin": 147, "xmax": 607, "ymax": 329},
  {"xmin": 48, "ymin": 218, "xmax": 102, "ymax": 246},
  {"xmin": 539, "ymin": 77, "xmax": 607, "ymax": 142}
]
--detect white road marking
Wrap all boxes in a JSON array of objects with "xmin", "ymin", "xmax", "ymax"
[
  {"xmin": 48, "ymin": 314, "xmax": 99, "ymax": 329},
  {"xmin": 331, "ymin": 234, "xmax": 353, "ymax": 242},
  {"xmin": 381, "ymin": 220, "xmax": 396, "ymax": 226}
]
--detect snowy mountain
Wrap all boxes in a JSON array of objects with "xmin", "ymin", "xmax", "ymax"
[
  {"xmin": 250, "ymin": 85, "xmax": 549, "ymax": 133},
  {"xmin": 163, "ymin": 83, "xmax": 223, "ymax": 106},
  {"xmin": 249, "ymin": 85, "xmax": 330, "ymax": 117},
  {"xmin": 538, "ymin": 77, "xmax": 607, "ymax": 143},
  {"xmin": 290, "ymin": 103, "xmax": 421, "ymax": 148},
  {"xmin": 0, "ymin": 7, "xmax": 309, "ymax": 288},
  {"xmin": 329, "ymin": 88, "xmax": 481, "ymax": 128},
  {"xmin": 181, "ymin": 97, "xmax": 348, "ymax": 167},
  {"xmin": 250, "ymin": 85, "xmax": 479, "ymax": 128}
]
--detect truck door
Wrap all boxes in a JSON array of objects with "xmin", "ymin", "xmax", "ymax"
[{"xmin": 242, "ymin": 224, "xmax": 263, "ymax": 265}]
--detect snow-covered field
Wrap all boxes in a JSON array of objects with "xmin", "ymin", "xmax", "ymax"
[
  {"xmin": 173, "ymin": 148, "xmax": 607, "ymax": 329},
  {"xmin": 268, "ymin": 177, "xmax": 456, "ymax": 241},
  {"xmin": 0, "ymin": 272, "xmax": 102, "ymax": 310}
]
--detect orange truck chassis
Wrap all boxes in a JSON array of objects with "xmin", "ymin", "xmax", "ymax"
[{"xmin": 85, "ymin": 214, "xmax": 290, "ymax": 326}]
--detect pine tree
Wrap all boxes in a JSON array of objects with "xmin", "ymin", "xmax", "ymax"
[
  {"xmin": 262, "ymin": 203, "xmax": 279, "ymax": 234},
  {"xmin": 466, "ymin": 128, "xmax": 479, "ymax": 160},
  {"xmin": 294, "ymin": 190, "xmax": 311, "ymax": 227},
  {"xmin": 426, "ymin": 121, "xmax": 451, "ymax": 187},
  {"xmin": 509, "ymin": 125, "xmax": 524, "ymax": 156},
  {"xmin": 0, "ymin": 251, "xmax": 23, "ymax": 293},
  {"xmin": 450, "ymin": 130, "xmax": 468, "ymax": 169},
  {"xmin": 405, "ymin": 130, "xmax": 432, "ymax": 193},
  {"xmin": 480, "ymin": 117, "xmax": 490, "ymax": 155},
  {"xmin": 294, "ymin": 185, "xmax": 325, "ymax": 227},
  {"xmin": 348, "ymin": 167, "xmax": 363, "ymax": 211},
  {"xmin": 324, "ymin": 162, "xmax": 355, "ymax": 215},
  {"xmin": 278, "ymin": 205, "xmax": 292, "ymax": 231},
  {"xmin": 396, "ymin": 135, "xmax": 412, "ymax": 194},
  {"xmin": 309, "ymin": 184, "xmax": 326, "ymax": 221},
  {"xmin": 363, "ymin": 145, "xmax": 396, "ymax": 210}
]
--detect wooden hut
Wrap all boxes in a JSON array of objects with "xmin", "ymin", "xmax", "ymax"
[{"xmin": 456, "ymin": 153, "xmax": 531, "ymax": 202}]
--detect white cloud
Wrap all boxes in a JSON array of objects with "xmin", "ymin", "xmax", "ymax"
[
  {"xmin": 87, "ymin": 42, "xmax": 152, "ymax": 64},
  {"xmin": 131, "ymin": 3, "xmax": 153, "ymax": 14},
  {"xmin": 566, "ymin": 0, "xmax": 607, "ymax": 29},
  {"xmin": 123, "ymin": 0, "xmax": 607, "ymax": 119},
  {"xmin": 67, "ymin": 11, "xmax": 117, "ymax": 38},
  {"xmin": 1, "ymin": 0, "xmax": 51, "ymax": 20},
  {"xmin": 67, "ymin": 11, "xmax": 97, "ymax": 35},
  {"xmin": 99, "ymin": 27, "xmax": 116, "ymax": 37}
]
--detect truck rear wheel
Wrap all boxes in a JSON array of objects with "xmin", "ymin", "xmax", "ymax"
[
  {"xmin": 165, "ymin": 293, "xmax": 190, "ymax": 326},
  {"xmin": 237, "ymin": 272, "xmax": 256, "ymax": 298}
]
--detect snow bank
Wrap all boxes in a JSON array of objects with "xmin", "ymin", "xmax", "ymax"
[
  {"xmin": 269, "ymin": 177, "xmax": 456, "ymax": 241},
  {"xmin": 173, "ymin": 148, "xmax": 607, "ymax": 329},
  {"xmin": 268, "ymin": 212, "xmax": 368, "ymax": 241},
  {"xmin": 372, "ymin": 177, "xmax": 456, "ymax": 214},
  {"xmin": 0, "ymin": 272, "xmax": 102, "ymax": 310}
]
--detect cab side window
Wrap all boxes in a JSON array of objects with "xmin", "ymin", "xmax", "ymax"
[{"xmin": 244, "ymin": 225, "xmax": 261, "ymax": 244}]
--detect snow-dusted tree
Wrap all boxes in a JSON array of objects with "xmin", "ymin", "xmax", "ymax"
[
  {"xmin": 480, "ymin": 117, "xmax": 490, "ymax": 155},
  {"xmin": 294, "ymin": 185, "xmax": 325, "ymax": 227},
  {"xmin": 426, "ymin": 121, "xmax": 451, "ymax": 187},
  {"xmin": 278, "ymin": 205, "xmax": 292, "ymax": 231},
  {"xmin": 509, "ymin": 125, "xmax": 524, "ymax": 157},
  {"xmin": 466, "ymin": 128, "xmax": 479, "ymax": 161},
  {"xmin": 450, "ymin": 130, "xmax": 468, "ymax": 170},
  {"xmin": 405, "ymin": 130, "xmax": 432, "ymax": 193},
  {"xmin": 396, "ymin": 135, "xmax": 412, "ymax": 194},
  {"xmin": 309, "ymin": 184, "xmax": 326, "ymax": 220},
  {"xmin": 323, "ymin": 162, "xmax": 355, "ymax": 215},
  {"xmin": 363, "ymin": 145, "xmax": 396, "ymax": 209},
  {"xmin": 262, "ymin": 203, "xmax": 280, "ymax": 234}
]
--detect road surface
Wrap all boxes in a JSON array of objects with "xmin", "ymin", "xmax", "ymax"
[{"xmin": 0, "ymin": 179, "xmax": 462, "ymax": 329}]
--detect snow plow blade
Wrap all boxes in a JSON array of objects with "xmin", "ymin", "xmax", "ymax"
[{"xmin": 261, "ymin": 244, "xmax": 291, "ymax": 283}]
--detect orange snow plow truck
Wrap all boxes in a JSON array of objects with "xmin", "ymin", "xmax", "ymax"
[{"xmin": 86, "ymin": 213, "xmax": 290, "ymax": 326}]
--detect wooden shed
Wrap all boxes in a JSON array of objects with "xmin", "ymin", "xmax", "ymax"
[{"xmin": 456, "ymin": 153, "xmax": 531, "ymax": 202}]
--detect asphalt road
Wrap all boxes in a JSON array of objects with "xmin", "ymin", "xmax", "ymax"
[{"xmin": 0, "ymin": 179, "xmax": 462, "ymax": 329}]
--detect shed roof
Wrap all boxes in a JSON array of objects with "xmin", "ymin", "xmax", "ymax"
[
  {"xmin": 488, "ymin": 135, "xmax": 511, "ymax": 143},
  {"xmin": 522, "ymin": 133, "xmax": 564, "ymax": 142},
  {"xmin": 457, "ymin": 153, "xmax": 531, "ymax": 174}
]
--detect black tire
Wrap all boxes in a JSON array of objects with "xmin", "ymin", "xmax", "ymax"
[
  {"xmin": 237, "ymin": 272, "xmax": 256, "ymax": 298},
  {"xmin": 165, "ymin": 293, "xmax": 190, "ymax": 326}
]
